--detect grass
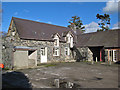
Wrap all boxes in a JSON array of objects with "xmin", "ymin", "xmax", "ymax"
[
  {"xmin": 37, "ymin": 63, "xmax": 57, "ymax": 67},
  {"xmin": 44, "ymin": 64, "xmax": 57, "ymax": 67}
]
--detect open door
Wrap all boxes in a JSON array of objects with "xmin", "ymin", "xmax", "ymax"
[{"xmin": 41, "ymin": 47, "xmax": 47, "ymax": 63}]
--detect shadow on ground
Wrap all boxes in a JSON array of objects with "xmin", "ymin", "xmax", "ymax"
[{"xmin": 2, "ymin": 71, "xmax": 32, "ymax": 89}]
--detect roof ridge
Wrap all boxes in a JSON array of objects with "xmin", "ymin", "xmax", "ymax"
[
  {"xmin": 81, "ymin": 29, "xmax": 120, "ymax": 35},
  {"xmin": 12, "ymin": 17, "xmax": 71, "ymax": 29}
]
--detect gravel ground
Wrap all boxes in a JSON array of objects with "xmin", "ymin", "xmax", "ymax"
[{"xmin": 2, "ymin": 62, "xmax": 119, "ymax": 88}]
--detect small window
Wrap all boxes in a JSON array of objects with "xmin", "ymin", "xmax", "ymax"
[
  {"xmin": 41, "ymin": 48, "xmax": 45, "ymax": 56},
  {"xmin": 54, "ymin": 39, "xmax": 58, "ymax": 46},
  {"xmin": 113, "ymin": 50, "xmax": 117, "ymax": 62},
  {"xmin": 54, "ymin": 35, "xmax": 59, "ymax": 47},
  {"xmin": 66, "ymin": 33, "xmax": 73, "ymax": 48},
  {"xmin": 70, "ymin": 36, "xmax": 73, "ymax": 48},
  {"xmin": 53, "ymin": 47, "xmax": 59, "ymax": 56},
  {"xmin": 12, "ymin": 31, "xmax": 15, "ymax": 36},
  {"xmin": 65, "ymin": 47, "xmax": 70, "ymax": 56}
]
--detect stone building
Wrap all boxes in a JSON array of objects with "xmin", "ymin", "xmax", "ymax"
[
  {"xmin": 2, "ymin": 17, "xmax": 120, "ymax": 69},
  {"xmin": 2, "ymin": 17, "xmax": 76, "ymax": 69},
  {"xmin": 76, "ymin": 29, "xmax": 120, "ymax": 62}
]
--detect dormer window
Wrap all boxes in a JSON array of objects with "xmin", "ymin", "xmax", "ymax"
[
  {"xmin": 53, "ymin": 34, "xmax": 60, "ymax": 47},
  {"xmin": 66, "ymin": 32, "xmax": 74, "ymax": 48},
  {"xmin": 54, "ymin": 38, "xmax": 59, "ymax": 47},
  {"xmin": 70, "ymin": 36, "xmax": 73, "ymax": 48},
  {"xmin": 52, "ymin": 33, "xmax": 60, "ymax": 56}
]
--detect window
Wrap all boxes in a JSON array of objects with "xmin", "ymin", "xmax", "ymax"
[
  {"xmin": 41, "ymin": 48, "xmax": 45, "ymax": 56},
  {"xmin": 66, "ymin": 33, "xmax": 73, "ymax": 48},
  {"xmin": 54, "ymin": 35, "xmax": 59, "ymax": 47},
  {"xmin": 65, "ymin": 47, "xmax": 70, "ymax": 56},
  {"xmin": 53, "ymin": 47, "xmax": 59, "ymax": 56},
  {"xmin": 113, "ymin": 50, "xmax": 117, "ymax": 62},
  {"xmin": 54, "ymin": 39, "xmax": 58, "ymax": 47},
  {"xmin": 70, "ymin": 36, "xmax": 73, "ymax": 48}
]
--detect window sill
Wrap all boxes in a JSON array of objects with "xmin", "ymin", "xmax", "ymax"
[{"xmin": 53, "ymin": 55, "xmax": 60, "ymax": 57}]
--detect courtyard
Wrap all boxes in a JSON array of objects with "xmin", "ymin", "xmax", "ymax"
[{"xmin": 2, "ymin": 62, "xmax": 119, "ymax": 88}]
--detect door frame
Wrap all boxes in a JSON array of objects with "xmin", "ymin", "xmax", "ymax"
[{"xmin": 40, "ymin": 47, "xmax": 47, "ymax": 63}]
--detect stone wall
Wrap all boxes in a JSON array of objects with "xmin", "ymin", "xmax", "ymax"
[
  {"xmin": 87, "ymin": 48, "xmax": 93, "ymax": 61},
  {"xmin": 14, "ymin": 40, "xmax": 74, "ymax": 64},
  {"xmin": 72, "ymin": 47, "xmax": 93, "ymax": 62},
  {"xmin": 2, "ymin": 38, "xmax": 13, "ymax": 69}
]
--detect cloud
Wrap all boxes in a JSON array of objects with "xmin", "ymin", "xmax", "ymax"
[
  {"xmin": 84, "ymin": 21, "xmax": 100, "ymax": 33},
  {"xmin": 112, "ymin": 22, "xmax": 120, "ymax": 29},
  {"xmin": 14, "ymin": 12, "xmax": 18, "ymax": 15},
  {"xmin": 36, "ymin": 19, "xmax": 41, "ymax": 22},
  {"xmin": 103, "ymin": 0, "xmax": 118, "ymax": 14},
  {"xmin": 47, "ymin": 21, "xmax": 52, "ymax": 24},
  {"xmin": 35, "ymin": 20, "xmax": 52, "ymax": 24}
]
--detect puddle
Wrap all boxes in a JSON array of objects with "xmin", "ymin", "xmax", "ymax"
[
  {"xmin": 92, "ymin": 77, "xmax": 103, "ymax": 80},
  {"xmin": 52, "ymin": 78, "xmax": 81, "ymax": 88}
]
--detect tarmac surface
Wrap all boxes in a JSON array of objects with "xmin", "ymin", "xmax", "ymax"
[{"xmin": 2, "ymin": 62, "xmax": 119, "ymax": 88}]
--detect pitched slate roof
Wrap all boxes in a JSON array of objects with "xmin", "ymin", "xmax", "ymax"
[
  {"xmin": 12, "ymin": 17, "xmax": 75, "ymax": 42},
  {"xmin": 76, "ymin": 29, "xmax": 120, "ymax": 48}
]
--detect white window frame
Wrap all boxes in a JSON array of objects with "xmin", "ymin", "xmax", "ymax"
[
  {"xmin": 70, "ymin": 36, "xmax": 73, "ymax": 48},
  {"xmin": 113, "ymin": 50, "xmax": 117, "ymax": 62},
  {"xmin": 41, "ymin": 48, "xmax": 45, "ymax": 56},
  {"xmin": 54, "ymin": 34, "xmax": 59, "ymax": 47},
  {"xmin": 65, "ymin": 47, "xmax": 70, "ymax": 56},
  {"xmin": 53, "ymin": 47, "xmax": 60, "ymax": 56},
  {"xmin": 66, "ymin": 33, "xmax": 73, "ymax": 48}
]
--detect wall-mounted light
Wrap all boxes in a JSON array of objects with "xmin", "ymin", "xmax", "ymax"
[{"xmin": 12, "ymin": 32, "xmax": 15, "ymax": 36}]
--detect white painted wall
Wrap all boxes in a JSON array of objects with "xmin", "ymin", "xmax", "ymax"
[
  {"xmin": 14, "ymin": 50, "xmax": 28, "ymax": 68},
  {"xmin": 28, "ymin": 50, "xmax": 37, "ymax": 66}
]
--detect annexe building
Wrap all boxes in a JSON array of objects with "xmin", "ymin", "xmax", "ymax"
[{"xmin": 76, "ymin": 29, "xmax": 120, "ymax": 62}]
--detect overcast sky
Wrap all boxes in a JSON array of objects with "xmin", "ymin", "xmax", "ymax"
[{"xmin": 2, "ymin": 0, "xmax": 119, "ymax": 33}]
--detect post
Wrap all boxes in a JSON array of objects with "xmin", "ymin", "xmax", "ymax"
[
  {"xmin": 96, "ymin": 57, "xmax": 98, "ymax": 62},
  {"xmin": 108, "ymin": 49, "xmax": 112, "ymax": 65},
  {"xmin": 54, "ymin": 79, "xmax": 59, "ymax": 88},
  {"xmin": 100, "ymin": 49, "xmax": 102, "ymax": 62},
  {"xmin": 110, "ymin": 50, "xmax": 112, "ymax": 65},
  {"xmin": 108, "ymin": 49, "xmax": 109, "ymax": 64}
]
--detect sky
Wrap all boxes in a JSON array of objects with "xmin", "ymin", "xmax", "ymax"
[{"xmin": 2, "ymin": 1, "xmax": 119, "ymax": 33}]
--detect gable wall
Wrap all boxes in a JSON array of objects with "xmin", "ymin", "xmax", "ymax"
[{"xmin": 4, "ymin": 22, "xmax": 74, "ymax": 66}]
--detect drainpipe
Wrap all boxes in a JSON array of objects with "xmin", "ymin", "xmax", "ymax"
[{"xmin": 12, "ymin": 46, "xmax": 14, "ymax": 69}]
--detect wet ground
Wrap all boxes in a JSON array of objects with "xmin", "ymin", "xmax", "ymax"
[{"xmin": 2, "ymin": 62, "xmax": 119, "ymax": 88}]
